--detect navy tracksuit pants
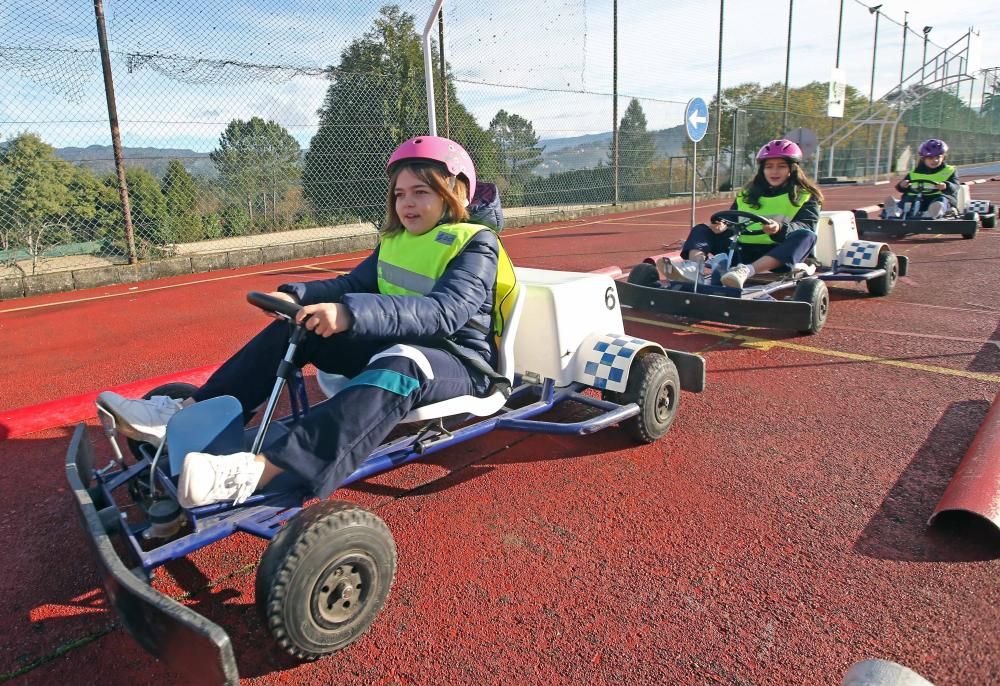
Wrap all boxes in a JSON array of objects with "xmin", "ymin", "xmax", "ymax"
[
  {"xmin": 191, "ymin": 320, "xmax": 488, "ymax": 498},
  {"xmin": 680, "ymin": 223, "xmax": 817, "ymax": 269}
]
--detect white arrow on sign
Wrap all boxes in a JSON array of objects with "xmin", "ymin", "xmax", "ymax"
[{"xmin": 688, "ymin": 110, "xmax": 707, "ymax": 127}]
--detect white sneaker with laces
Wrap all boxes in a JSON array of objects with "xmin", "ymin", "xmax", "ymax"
[
  {"xmin": 177, "ymin": 451, "xmax": 265, "ymax": 508},
  {"xmin": 95, "ymin": 391, "xmax": 184, "ymax": 446},
  {"xmin": 720, "ymin": 263, "xmax": 754, "ymax": 289},
  {"xmin": 923, "ymin": 200, "xmax": 945, "ymax": 219},
  {"xmin": 657, "ymin": 256, "xmax": 700, "ymax": 283}
]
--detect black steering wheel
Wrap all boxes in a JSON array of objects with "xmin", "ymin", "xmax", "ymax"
[
  {"xmin": 247, "ymin": 291, "xmax": 302, "ymax": 321},
  {"xmin": 904, "ymin": 179, "xmax": 940, "ymax": 193},
  {"xmin": 710, "ymin": 210, "xmax": 772, "ymax": 228}
]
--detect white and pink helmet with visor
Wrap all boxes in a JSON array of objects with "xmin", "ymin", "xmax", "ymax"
[
  {"xmin": 756, "ymin": 139, "xmax": 803, "ymax": 163},
  {"xmin": 386, "ymin": 135, "xmax": 477, "ymax": 204}
]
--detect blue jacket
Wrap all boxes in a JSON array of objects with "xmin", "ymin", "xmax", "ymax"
[{"xmin": 279, "ymin": 230, "xmax": 499, "ymax": 367}]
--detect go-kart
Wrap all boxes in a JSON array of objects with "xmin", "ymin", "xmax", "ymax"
[
  {"xmin": 854, "ymin": 180, "xmax": 996, "ymax": 239},
  {"xmin": 615, "ymin": 210, "xmax": 907, "ymax": 335},
  {"xmin": 65, "ymin": 267, "xmax": 705, "ymax": 685}
]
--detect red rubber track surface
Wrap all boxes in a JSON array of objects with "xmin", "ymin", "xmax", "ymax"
[{"xmin": 1, "ymin": 182, "xmax": 999, "ymax": 685}]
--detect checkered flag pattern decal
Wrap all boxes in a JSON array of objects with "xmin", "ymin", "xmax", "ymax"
[
  {"xmin": 580, "ymin": 336, "xmax": 647, "ymax": 391},
  {"xmin": 842, "ymin": 241, "xmax": 877, "ymax": 267},
  {"xmin": 967, "ymin": 200, "xmax": 992, "ymax": 214}
]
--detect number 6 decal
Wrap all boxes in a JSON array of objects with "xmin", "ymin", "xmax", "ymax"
[{"xmin": 605, "ymin": 286, "xmax": 616, "ymax": 310}]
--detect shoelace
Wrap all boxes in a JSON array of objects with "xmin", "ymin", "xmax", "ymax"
[
  {"xmin": 222, "ymin": 465, "xmax": 260, "ymax": 505},
  {"xmin": 148, "ymin": 395, "xmax": 184, "ymax": 410}
]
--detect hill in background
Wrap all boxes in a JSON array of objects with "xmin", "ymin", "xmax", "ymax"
[{"xmin": 53, "ymin": 125, "xmax": 688, "ymax": 180}]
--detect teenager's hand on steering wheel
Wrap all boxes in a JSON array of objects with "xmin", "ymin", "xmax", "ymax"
[
  {"xmin": 899, "ymin": 179, "xmax": 910, "ymax": 189},
  {"xmin": 262, "ymin": 291, "xmax": 299, "ymax": 319},
  {"xmin": 935, "ymin": 182, "xmax": 947, "ymax": 190},
  {"xmin": 761, "ymin": 219, "xmax": 781, "ymax": 235},
  {"xmin": 296, "ymin": 303, "xmax": 353, "ymax": 337}
]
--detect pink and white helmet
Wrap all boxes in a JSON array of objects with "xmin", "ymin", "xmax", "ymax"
[
  {"xmin": 386, "ymin": 135, "xmax": 476, "ymax": 202},
  {"xmin": 756, "ymin": 139, "xmax": 803, "ymax": 163}
]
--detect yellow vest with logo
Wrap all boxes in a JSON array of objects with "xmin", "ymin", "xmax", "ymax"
[
  {"xmin": 376, "ymin": 223, "xmax": 520, "ymax": 345},
  {"xmin": 735, "ymin": 190, "xmax": 812, "ymax": 245},
  {"xmin": 907, "ymin": 165, "xmax": 954, "ymax": 197}
]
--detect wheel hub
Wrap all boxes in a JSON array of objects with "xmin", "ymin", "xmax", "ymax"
[
  {"xmin": 314, "ymin": 558, "xmax": 370, "ymax": 625},
  {"xmin": 654, "ymin": 381, "xmax": 674, "ymax": 422}
]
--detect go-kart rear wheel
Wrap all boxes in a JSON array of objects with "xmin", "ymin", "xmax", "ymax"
[
  {"xmin": 605, "ymin": 353, "xmax": 680, "ymax": 444},
  {"xmin": 982, "ymin": 204, "xmax": 997, "ymax": 229},
  {"xmin": 866, "ymin": 251, "xmax": 899, "ymax": 297},
  {"xmin": 793, "ymin": 278, "xmax": 829, "ymax": 335},
  {"xmin": 256, "ymin": 500, "xmax": 396, "ymax": 661},
  {"xmin": 126, "ymin": 382, "xmax": 199, "ymax": 461}
]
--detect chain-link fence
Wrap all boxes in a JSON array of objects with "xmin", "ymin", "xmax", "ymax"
[{"xmin": 2, "ymin": 0, "xmax": 999, "ymax": 281}]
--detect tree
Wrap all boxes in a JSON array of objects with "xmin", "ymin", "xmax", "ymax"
[
  {"xmin": 161, "ymin": 159, "xmax": 204, "ymax": 243},
  {"xmin": 0, "ymin": 133, "xmax": 80, "ymax": 273},
  {"xmin": 489, "ymin": 110, "xmax": 543, "ymax": 183},
  {"xmin": 303, "ymin": 5, "xmax": 496, "ymax": 224},
  {"xmin": 98, "ymin": 167, "xmax": 167, "ymax": 254},
  {"xmin": 211, "ymin": 117, "xmax": 301, "ymax": 226},
  {"xmin": 612, "ymin": 99, "xmax": 656, "ymax": 201}
]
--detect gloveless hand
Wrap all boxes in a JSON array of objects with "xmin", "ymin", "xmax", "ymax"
[
  {"xmin": 296, "ymin": 303, "xmax": 354, "ymax": 337},
  {"xmin": 762, "ymin": 219, "xmax": 781, "ymax": 235}
]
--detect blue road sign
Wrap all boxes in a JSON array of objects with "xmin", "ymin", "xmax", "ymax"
[{"xmin": 685, "ymin": 97, "xmax": 709, "ymax": 143}]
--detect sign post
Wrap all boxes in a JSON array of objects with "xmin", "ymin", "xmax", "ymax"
[{"xmin": 685, "ymin": 97, "xmax": 709, "ymax": 229}]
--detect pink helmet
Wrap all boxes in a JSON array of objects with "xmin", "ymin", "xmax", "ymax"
[
  {"xmin": 918, "ymin": 138, "xmax": 948, "ymax": 157},
  {"xmin": 756, "ymin": 139, "xmax": 803, "ymax": 163},
  {"xmin": 386, "ymin": 135, "xmax": 476, "ymax": 202}
]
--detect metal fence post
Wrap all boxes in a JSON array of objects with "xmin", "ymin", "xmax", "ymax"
[{"xmin": 93, "ymin": 0, "xmax": 137, "ymax": 265}]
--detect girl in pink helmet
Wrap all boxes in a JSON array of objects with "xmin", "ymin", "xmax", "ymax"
[
  {"xmin": 641, "ymin": 139, "xmax": 824, "ymax": 289},
  {"xmin": 97, "ymin": 135, "xmax": 509, "ymax": 507},
  {"xmin": 883, "ymin": 138, "xmax": 959, "ymax": 219}
]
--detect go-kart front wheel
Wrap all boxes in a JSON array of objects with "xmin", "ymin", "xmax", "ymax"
[
  {"xmin": 793, "ymin": 278, "xmax": 829, "ymax": 335},
  {"xmin": 866, "ymin": 251, "xmax": 899, "ymax": 297},
  {"xmin": 604, "ymin": 353, "xmax": 680, "ymax": 444},
  {"xmin": 256, "ymin": 500, "xmax": 397, "ymax": 661}
]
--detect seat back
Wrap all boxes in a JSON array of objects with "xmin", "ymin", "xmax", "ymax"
[{"xmin": 495, "ymin": 282, "xmax": 526, "ymax": 384}]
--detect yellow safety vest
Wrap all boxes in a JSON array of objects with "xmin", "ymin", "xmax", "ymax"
[
  {"xmin": 907, "ymin": 165, "xmax": 954, "ymax": 197},
  {"xmin": 735, "ymin": 191, "xmax": 812, "ymax": 245},
  {"xmin": 377, "ymin": 223, "xmax": 520, "ymax": 344}
]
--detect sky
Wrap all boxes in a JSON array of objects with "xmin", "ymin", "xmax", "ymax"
[{"xmin": 2, "ymin": 0, "xmax": 998, "ymax": 152}]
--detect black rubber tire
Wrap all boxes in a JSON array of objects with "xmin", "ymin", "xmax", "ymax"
[
  {"xmin": 604, "ymin": 353, "xmax": 680, "ymax": 444},
  {"xmin": 256, "ymin": 500, "xmax": 397, "ymax": 661},
  {"xmin": 962, "ymin": 224, "xmax": 978, "ymax": 240},
  {"xmin": 866, "ymin": 250, "xmax": 899, "ymax": 297},
  {"xmin": 981, "ymin": 205, "xmax": 996, "ymax": 229},
  {"xmin": 126, "ymin": 382, "xmax": 199, "ymax": 461},
  {"xmin": 793, "ymin": 278, "xmax": 829, "ymax": 335},
  {"xmin": 627, "ymin": 262, "xmax": 660, "ymax": 287}
]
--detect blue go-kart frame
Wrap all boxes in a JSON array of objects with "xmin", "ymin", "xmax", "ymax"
[{"xmin": 65, "ymin": 291, "xmax": 705, "ymax": 685}]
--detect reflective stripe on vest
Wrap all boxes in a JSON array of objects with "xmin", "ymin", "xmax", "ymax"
[
  {"xmin": 735, "ymin": 190, "xmax": 811, "ymax": 245},
  {"xmin": 907, "ymin": 165, "xmax": 954, "ymax": 197},
  {"xmin": 377, "ymin": 223, "xmax": 485, "ymax": 296}
]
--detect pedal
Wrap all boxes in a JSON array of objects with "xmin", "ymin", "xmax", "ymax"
[{"xmin": 790, "ymin": 262, "xmax": 816, "ymax": 278}]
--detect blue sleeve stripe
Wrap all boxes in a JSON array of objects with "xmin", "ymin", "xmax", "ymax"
[{"xmin": 342, "ymin": 369, "xmax": 420, "ymax": 397}]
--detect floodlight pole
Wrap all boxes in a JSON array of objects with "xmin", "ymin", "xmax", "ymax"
[
  {"xmin": 422, "ymin": 0, "xmax": 446, "ymax": 135},
  {"xmin": 782, "ymin": 0, "xmax": 793, "ymax": 133}
]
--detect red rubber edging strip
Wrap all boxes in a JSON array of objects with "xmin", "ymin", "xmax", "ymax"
[{"xmin": 0, "ymin": 364, "xmax": 219, "ymax": 441}]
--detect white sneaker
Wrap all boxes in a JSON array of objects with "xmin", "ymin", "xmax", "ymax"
[
  {"xmin": 95, "ymin": 391, "xmax": 184, "ymax": 446},
  {"xmin": 657, "ymin": 256, "xmax": 700, "ymax": 283},
  {"xmin": 720, "ymin": 263, "xmax": 754, "ymax": 289},
  {"xmin": 923, "ymin": 200, "xmax": 944, "ymax": 219},
  {"xmin": 177, "ymin": 452, "xmax": 264, "ymax": 508},
  {"xmin": 883, "ymin": 197, "xmax": 900, "ymax": 218}
]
